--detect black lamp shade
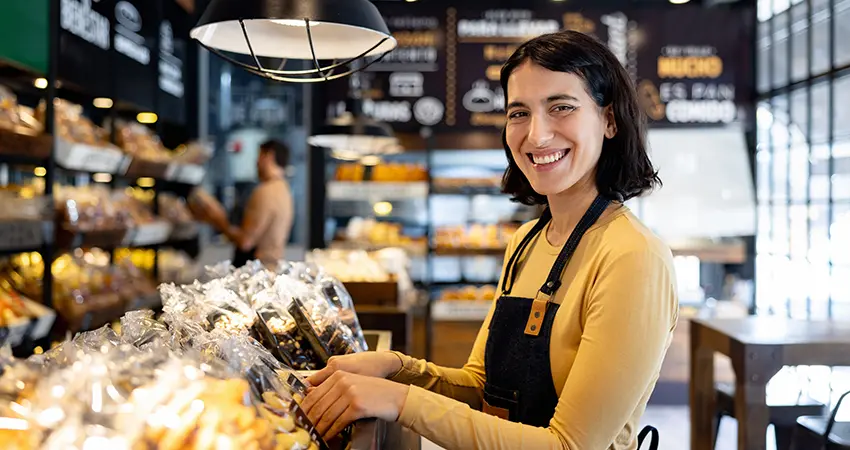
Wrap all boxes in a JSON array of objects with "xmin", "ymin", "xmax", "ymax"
[{"xmin": 191, "ymin": 0, "xmax": 396, "ymax": 60}]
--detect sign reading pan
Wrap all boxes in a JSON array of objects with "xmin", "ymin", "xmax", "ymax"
[{"xmin": 58, "ymin": 0, "xmax": 188, "ymax": 122}]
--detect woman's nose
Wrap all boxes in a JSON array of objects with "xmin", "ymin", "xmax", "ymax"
[{"xmin": 527, "ymin": 115, "xmax": 554, "ymax": 148}]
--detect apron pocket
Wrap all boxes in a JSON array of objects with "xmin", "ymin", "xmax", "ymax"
[{"xmin": 483, "ymin": 383, "xmax": 519, "ymax": 422}]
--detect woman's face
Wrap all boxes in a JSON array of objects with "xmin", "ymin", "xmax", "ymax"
[{"xmin": 505, "ymin": 61, "xmax": 616, "ymax": 197}]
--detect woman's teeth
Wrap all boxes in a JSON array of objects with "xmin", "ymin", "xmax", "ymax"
[{"xmin": 531, "ymin": 150, "xmax": 566, "ymax": 165}]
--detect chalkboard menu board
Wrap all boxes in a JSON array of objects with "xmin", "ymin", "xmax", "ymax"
[
  {"xmin": 113, "ymin": 0, "xmax": 157, "ymax": 111},
  {"xmin": 158, "ymin": 0, "xmax": 188, "ymax": 124},
  {"xmin": 322, "ymin": 4, "xmax": 753, "ymax": 136},
  {"xmin": 57, "ymin": 0, "xmax": 189, "ymax": 124},
  {"xmin": 324, "ymin": 4, "xmax": 448, "ymax": 133},
  {"xmin": 59, "ymin": 0, "xmax": 112, "ymax": 98},
  {"xmin": 632, "ymin": 8, "xmax": 752, "ymax": 127}
]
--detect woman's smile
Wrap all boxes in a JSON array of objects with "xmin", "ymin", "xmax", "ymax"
[{"xmin": 527, "ymin": 148, "xmax": 571, "ymax": 171}]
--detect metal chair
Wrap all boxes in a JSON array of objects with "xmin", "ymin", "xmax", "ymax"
[
  {"xmin": 713, "ymin": 382, "xmax": 826, "ymax": 450},
  {"xmin": 793, "ymin": 390, "xmax": 850, "ymax": 450}
]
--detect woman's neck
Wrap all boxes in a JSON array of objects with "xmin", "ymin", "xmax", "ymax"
[{"xmin": 545, "ymin": 177, "xmax": 600, "ymax": 247}]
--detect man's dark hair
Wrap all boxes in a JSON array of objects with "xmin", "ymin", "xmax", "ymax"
[
  {"xmin": 500, "ymin": 30, "xmax": 660, "ymax": 205},
  {"xmin": 260, "ymin": 139, "xmax": 290, "ymax": 168}
]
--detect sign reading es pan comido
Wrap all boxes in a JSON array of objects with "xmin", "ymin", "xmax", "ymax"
[{"xmin": 633, "ymin": 8, "xmax": 752, "ymax": 127}]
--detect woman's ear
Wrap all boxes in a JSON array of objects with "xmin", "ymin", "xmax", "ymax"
[{"xmin": 604, "ymin": 106, "xmax": 617, "ymax": 139}]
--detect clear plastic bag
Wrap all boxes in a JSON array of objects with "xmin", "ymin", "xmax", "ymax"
[{"xmin": 252, "ymin": 287, "xmax": 323, "ymax": 370}]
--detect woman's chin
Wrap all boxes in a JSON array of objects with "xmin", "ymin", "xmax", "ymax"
[{"xmin": 530, "ymin": 182, "xmax": 574, "ymax": 197}]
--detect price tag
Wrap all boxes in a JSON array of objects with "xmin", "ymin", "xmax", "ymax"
[
  {"xmin": 177, "ymin": 164, "xmax": 205, "ymax": 184},
  {"xmin": 56, "ymin": 142, "xmax": 124, "ymax": 173},
  {"xmin": 165, "ymin": 163, "xmax": 180, "ymax": 180}
]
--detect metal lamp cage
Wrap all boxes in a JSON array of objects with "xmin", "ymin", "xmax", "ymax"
[{"xmin": 195, "ymin": 18, "xmax": 394, "ymax": 83}]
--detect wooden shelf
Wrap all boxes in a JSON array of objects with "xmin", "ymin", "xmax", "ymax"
[{"xmin": 431, "ymin": 246, "xmax": 506, "ymax": 256}]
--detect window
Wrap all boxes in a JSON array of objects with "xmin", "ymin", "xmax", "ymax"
[
  {"xmin": 835, "ymin": 0, "xmax": 850, "ymax": 66},
  {"xmin": 812, "ymin": 0, "xmax": 832, "ymax": 75},
  {"xmin": 834, "ymin": 75, "xmax": 850, "ymax": 141},
  {"xmin": 773, "ymin": 13, "xmax": 791, "ymax": 88},
  {"xmin": 832, "ymin": 202, "xmax": 850, "ymax": 265},
  {"xmin": 791, "ymin": 2, "xmax": 810, "ymax": 81},
  {"xmin": 758, "ymin": 22, "xmax": 773, "ymax": 93},
  {"xmin": 757, "ymin": 0, "xmax": 842, "ymax": 319},
  {"xmin": 811, "ymin": 82, "xmax": 830, "ymax": 144}
]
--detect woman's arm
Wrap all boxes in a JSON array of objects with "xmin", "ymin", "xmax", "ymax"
[
  {"xmin": 383, "ymin": 221, "xmax": 536, "ymax": 409},
  {"xmin": 387, "ymin": 303, "xmax": 493, "ymax": 409},
  {"xmin": 396, "ymin": 248, "xmax": 678, "ymax": 450}
]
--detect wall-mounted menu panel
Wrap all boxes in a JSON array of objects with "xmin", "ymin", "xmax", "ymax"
[
  {"xmin": 57, "ymin": 0, "xmax": 188, "ymax": 122},
  {"xmin": 59, "ymin": 0, "xmax": 112, "ymax": 98},
  {"xmin": 321, "ymin": 4, "xmax": 753, "ymax": 136},
  {"xmin": 633, "ymin": 8, "xmax": 753, "ymax": 127},
  {"xmin": 325, "ymin": 4, "xmax": 448, "ymax": 133},
  {"xmin": 113, "ymin": 0, "xmax": 157, "ymax": 111},
  {"xmin": 158, "ymin": 0, "xmax": 188, "ymax": 124}
]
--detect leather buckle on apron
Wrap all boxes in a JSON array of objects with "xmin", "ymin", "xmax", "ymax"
[
  {"xmin": 483, "ymin": 398, "xmax": 511, "ymax": 420},
  {"xmin": 524, "ymin": 290, "xmax": 551, "ymax": 336}
]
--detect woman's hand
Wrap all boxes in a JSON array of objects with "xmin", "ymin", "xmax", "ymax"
[
  {"xmin": 306, "ymin": 352, "xmax": 402, "ymax": 386},
  {"xmin": 301, "ymin": 371, "xmax": 410, "ymax": 440}
]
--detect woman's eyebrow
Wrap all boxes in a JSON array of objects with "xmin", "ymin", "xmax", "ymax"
[{"xmin": 546, "ymin": 94, "xmax": 580, "ymax": 103}]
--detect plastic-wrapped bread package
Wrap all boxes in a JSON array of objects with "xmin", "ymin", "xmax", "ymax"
[
  {"xmin": 213, "ymin": 334, "xmax": 328, "ymax": 450},
  {"xmin": 0, "ymin": 310, "xmax": 330, "ymax": 450},
  {"xmin": 252, "ymin": 285, "xmax": 324, "ymax": 370},
  {"xmin": 275, "ymin": 262, "xmax": 368, "ymax": 352},
  {"xmin": 312, "ymin": 269, "xmax": 369, "ymax": 352},
  {"xmin": 271, "ymin": 274, "xmax": 361, "ymax": 360}
]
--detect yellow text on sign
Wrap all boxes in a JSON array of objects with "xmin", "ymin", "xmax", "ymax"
[{"xmin": 657, "ymin": 56, "xmax": 724, "ymax": 79}]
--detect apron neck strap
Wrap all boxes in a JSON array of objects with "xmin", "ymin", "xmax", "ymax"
[
  {"xmin": 538, "ymin": 195, "xmax": 611, "ymax": 297},
  {"xmin": 501, "ymin": 208, "xmax": 551, "ymax": 296}
]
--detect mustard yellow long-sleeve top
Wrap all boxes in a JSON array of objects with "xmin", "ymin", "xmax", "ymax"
[{"xmin": 390, "ymin": 205, "xmax": 678, "ymax": 450}]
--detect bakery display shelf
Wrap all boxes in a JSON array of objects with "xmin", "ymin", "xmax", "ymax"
[
  {"xmin": 168, "ymin": 221, "xmax": 201, "ymax": 242},
  {"xmin": 0, "ymin": 298, "xmax": 56, "ymax": 348},
  {"xmin": 55, "ymin": 139, "xmax": 127, "ymax": 174},
  {"xmin": 430, "ymin": 246, "xmax": 507, "ymax": 256},
  {"xmin": 0, "ymin": 219, "xmax": 54, "ymax": 255},
  {"xmin": 124, "ymin": 221, "xmax": 174, "ymax": 247},
  {"xmin": 432, "ymin": 300, "xmax": 492, "ymax": 322},
  {"xmin": 56, "ymin": 226, "xmax": 130, "ymax": 250},
  {"xmin": 430, "ymin": 184, "xmax": 505, "ymax": 196},
  {"xmin": 428, "ymin": 279, "xmax": 499, "ymax": 287},
  {"xmin": 0, "ymin": 128, "xmax": 52, "ymax": 163},
  {"xmin": 54, "ymin": 148, "xmax": 207, "ymax": 186},
  {"xmin": 669, "ymin": 239, "xmax": 748, "ymax": 264},
  {"xmin": 327, "ymin": 181, "xmax": 429, "ymax": 201},
  {"xmin": 328, "ymin": 240, "xmax": 429, "ymax": 256}
]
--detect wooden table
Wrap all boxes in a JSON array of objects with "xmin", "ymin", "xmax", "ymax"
[{"xmin": 690, "ymin": 317, "xmax": 850, "ymax": 450}]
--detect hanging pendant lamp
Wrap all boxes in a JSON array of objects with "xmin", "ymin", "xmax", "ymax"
[
  {"xmin": 308, "ymin": 72, "xmax": 400, "ymax": 158},
  {"xmin": 307, "ymin": 100, "xmax": 400, "ymax": 158},
  {"xmin": 191, "ymin": 0, "xmax": 397, "ymax": 83}
]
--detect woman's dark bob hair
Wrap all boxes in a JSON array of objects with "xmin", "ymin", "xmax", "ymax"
[{"xmin": 500, "ymin": 30, "xmax": 660, "ymax": 205}]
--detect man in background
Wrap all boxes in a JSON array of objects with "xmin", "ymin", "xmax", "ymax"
[{"xmin": 208, "ymin": 139, "xmax": 294, "ymax": 267}]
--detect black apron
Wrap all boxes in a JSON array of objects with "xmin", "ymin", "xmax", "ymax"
[
  {"xmin": 482, "ymin": 195, "xmax": 659, "ymax": 450},
  {"xmin": 232, "ymin": 246, "xmax": 257, "ymax": 268}
]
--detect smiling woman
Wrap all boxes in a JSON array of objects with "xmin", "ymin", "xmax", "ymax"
[{"xmin": 302, "ymin": 30, "xmax": 677, "ymax": 450}]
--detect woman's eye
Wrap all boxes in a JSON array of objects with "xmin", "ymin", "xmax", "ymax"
[
  {"xmin": 508, "ymin": 111, "xmax": 528, "ymax": 119},
  {"xmin": 553, "ymin": 105, "xmax": 576, "ymax": 113}
]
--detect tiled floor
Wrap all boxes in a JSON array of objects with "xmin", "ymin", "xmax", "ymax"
[{"xmin": 640, "ymin": 406, "xmax": 777, "ymax": 450}]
